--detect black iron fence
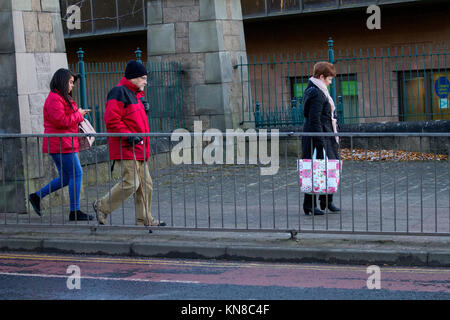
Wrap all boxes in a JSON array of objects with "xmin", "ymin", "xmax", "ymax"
[
  {"xmin": 0, "ymin": 132, "xmax": 449, "ymax": 237},
  {"xmin": 236, "ymin": 39, "xmax": 450, "ymax": 127}
]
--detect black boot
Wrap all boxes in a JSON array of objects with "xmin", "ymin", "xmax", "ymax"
[
  {"xmin": 320, "ymin": 201, "xmax": 340, "ymax": 213},
  {"xmin": 303, "ymin": 207, "xmax": 325, "ymax": 216},
  {"xmin": 69, "ymin": 210, "xmax": 94, "ymax": 221},
  {"xmin": 28, "ymin": 193, "xmax": 41, "ymax": 216}
]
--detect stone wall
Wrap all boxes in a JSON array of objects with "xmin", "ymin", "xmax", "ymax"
[
  {"xmin": 147, "ymin": 0, "xmax": 251, "ymax": 131},
  {"xmin": 0, "ymin": 0, "xmax": 68, "ymax": 213}
]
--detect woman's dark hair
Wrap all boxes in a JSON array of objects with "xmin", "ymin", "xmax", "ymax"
[{"xmin": 50, "ymin": 68, "xmax": 78, "ymax": 111}]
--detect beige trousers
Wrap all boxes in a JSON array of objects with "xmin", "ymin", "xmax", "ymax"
[{"xmin": 97, "ymin": 160, "xmax": 153, "ymax": 225}]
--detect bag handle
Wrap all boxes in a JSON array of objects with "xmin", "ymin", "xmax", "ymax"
[
  {"xmin": 83, "ymin": 109, "xmax": 93, "ymax": 123},
  {"xmin": 312, "ymin": 148, "xmax": 328, "ymax": 161}
]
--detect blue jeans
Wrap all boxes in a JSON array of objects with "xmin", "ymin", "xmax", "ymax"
[{"xmin": 36, "ymin": 153, "xmax": 83, "ymax": 212}]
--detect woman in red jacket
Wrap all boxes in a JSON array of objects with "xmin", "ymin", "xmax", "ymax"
[{"xmin": 28, "ymin": 68, "xmax": 93, "ymax": 221}]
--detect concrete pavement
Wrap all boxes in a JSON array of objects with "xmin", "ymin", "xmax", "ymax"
[{"xmin": 0, "ymin": 224, "xmax": 449, "ymax": 267}]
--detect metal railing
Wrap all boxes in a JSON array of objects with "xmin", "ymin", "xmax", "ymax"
[
  {"xmin": 69, "ymin": 48, "xmax": 185, "ymax": 133},
  {"xmin": 0, "ymin": 132, "xmax": 449, "ymax": 237},
  {"xmin": 236, "ymin": 38, "xmax": 450, "ymax": 127}
]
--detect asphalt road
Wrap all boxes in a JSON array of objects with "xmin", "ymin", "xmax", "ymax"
[{"xmin": 0, "ymin": 252, "xmax": 449, "ymax": 301}]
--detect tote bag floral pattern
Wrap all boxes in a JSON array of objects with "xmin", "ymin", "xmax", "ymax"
[{"xmin": 297, "ymin": 159, "xmax": 342, "ymax": 194}]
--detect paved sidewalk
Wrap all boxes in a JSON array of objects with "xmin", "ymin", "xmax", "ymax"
[
  {"xmin": 2, "ymin": 160, "xmax": 449, "ymax": 233},
  {"xmin": 1, "ymin": 225, "xmax": 449, "ymax": 267}
]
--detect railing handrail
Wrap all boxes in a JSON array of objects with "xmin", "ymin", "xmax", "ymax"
[{"xmin": 1, "ymin": 132, "xmax": 450, "ymax": 138}]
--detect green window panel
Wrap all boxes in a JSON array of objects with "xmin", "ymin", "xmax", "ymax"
[
  {"xmin": 340, "ymin": 80, "xmax": 358, "ymax": 96},
  {"xmin": 293, "ymin": 82, "xmax": 308, "ymax": 98}
]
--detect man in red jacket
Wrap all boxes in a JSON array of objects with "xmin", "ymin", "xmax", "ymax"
[{"xmin": 93, "ymin": 61, "xmax": 165, "ymax": 227}]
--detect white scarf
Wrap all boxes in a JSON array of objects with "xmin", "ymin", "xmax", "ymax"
[{"xmin": 309, "ymin": 77, "xmax": 339, "ymax": 143}]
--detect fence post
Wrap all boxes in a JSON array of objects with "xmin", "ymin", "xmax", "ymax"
[
  {"xmin": 328, "ymin": 38, "xmax": 337, "ymax": 104},
  {"xmin": 255, "ymin": 102, "xmax": 262, "ymax": 127},
  {"xmin": 291, "ymin": 98, "xmax": 298, "ymax": 125},
  {"xmin": 77, "ymin": 48, "xmax": 87, "ymax": 109},
  {"xmin": 298, "ymin": 96, "xmax": 304, "ymax": 125},
  {"xmin": 337, "ymin": 95, "xmax": 344, "ymax": 125},
  {"xmin": 135, "ymin": 47, "xmax": 142, "ymax": 63}
]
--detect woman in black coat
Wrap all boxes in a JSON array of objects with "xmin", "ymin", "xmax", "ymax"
[{"xmin": 302, "ymin": 62, "xmax": 340, "ymax": 216}]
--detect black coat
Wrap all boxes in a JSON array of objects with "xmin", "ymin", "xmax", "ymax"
[{"xmin": 301, "ymin": 80, "xmax": 339, "ymax": 160}]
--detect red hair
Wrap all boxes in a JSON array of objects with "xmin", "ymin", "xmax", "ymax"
[{"xmin": 313, "ymin": 61, "xmax": 336, "ymax": 78}]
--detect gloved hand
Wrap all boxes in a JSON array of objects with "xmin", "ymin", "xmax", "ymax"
[
  {"xmin": 140, "ymin": 97, "xmax": 150, "ymax": 112},
  {"xmin": 126, "ymin": 136, "xmax": 143, "ymax": 147}
]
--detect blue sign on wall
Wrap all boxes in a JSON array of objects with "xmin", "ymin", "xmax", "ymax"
[{"xmin": 434, "ymin": 76, "xmax": 450, "ymax": 99}]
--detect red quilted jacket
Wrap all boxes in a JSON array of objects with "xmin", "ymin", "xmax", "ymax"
[
  {"xmin": 104, "ymin": 77, "xmax": 150, "ymax": 161},
  {"xmin": 42, "ymin": 91, "xmax": 83, "ymax": 154}
]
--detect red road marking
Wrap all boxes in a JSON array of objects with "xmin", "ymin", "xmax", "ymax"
[{"xmin": 0, "ymin": 253, "xmax": 449, "ymax": 293}]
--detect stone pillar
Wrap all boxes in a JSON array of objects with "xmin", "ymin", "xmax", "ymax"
[
  {"xmin": 147, "ymin": 0, "xmax": 250, "ymax": 131},
  {"xmin": 0, "ymin": 0, "xmax": 67, "ymax": 213}
]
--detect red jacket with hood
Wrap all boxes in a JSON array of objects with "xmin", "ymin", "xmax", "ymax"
[
  {"xmin": 42, "ymin": 91, "xmax": 84, "ymax": 154},
  {"xmin": 104, "ymin": 77, "xmax": 150, "ymax": 161}
]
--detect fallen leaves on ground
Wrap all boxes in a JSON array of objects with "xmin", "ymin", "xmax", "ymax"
[{"xmin": 338, "ymin": 148, "xmax": 448, "ymax": 161}]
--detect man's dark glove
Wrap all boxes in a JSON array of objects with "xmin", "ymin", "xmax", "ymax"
[
  {"xmin": 126, "ymin": 136, "xmax": 143, "ymax": 147},
  {"xmin": 140, "ymin": 97, "xmax": 150, "ymax": 112}
]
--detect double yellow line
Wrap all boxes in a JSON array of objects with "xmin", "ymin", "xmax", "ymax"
[{"xmin": 0, "ymin": 253, "xmax": 449, "ymax": 275}]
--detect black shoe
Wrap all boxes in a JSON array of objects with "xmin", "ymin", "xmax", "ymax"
[
  {"xmin": 303, "ymin": 207, "xmax": 325, "ymax": 216},
  {"xmin": 69, "ymin": 210, "xmax": 94, "ymax": 221},
  {"xmin": 320, "ymin": 201, "xmax": 340, "ymax": 213},
  {"xmin": 28, "ymin": 193, "xmax": 41, "ymax": 216}
]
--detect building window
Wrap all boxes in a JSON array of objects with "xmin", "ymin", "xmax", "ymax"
[
  {"xmin": 241, "ymin": 0, "xmax": 266, "ymax": 16},
  {"xmin": 61, "ymin": 0, "xmax": 146, "ymax": 37},
  {"xmin": 92, "ymin": 0, "xmax": 117, "ymax": 31},
  {"xmin": 241, "ymin": 0, "xmax": 419, "ymax": 18},
  {"xmin": 336, "ymin": 75, "xmax": 359, "ymax": 124},
  {"xmin": 340, "ymin": 0, "xmax": 374, "ymax": 5},
  {"xmin": 399, "ymin": 71, "xmax": 450, "ymax": 121},
  {"xmin": 292, "ymin": 81, "xmax": 308, "ymax": 99},
  {"xmin": 303, "ymin": 0, "xmax": 336, "ymax": 10},
  {"xmin": 267, "ymin": 0, "xmax": 300, "ymax": 13},
  {"xmin": 118, "ymin": 0, "xmax": 144, "ymax": 29}
]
